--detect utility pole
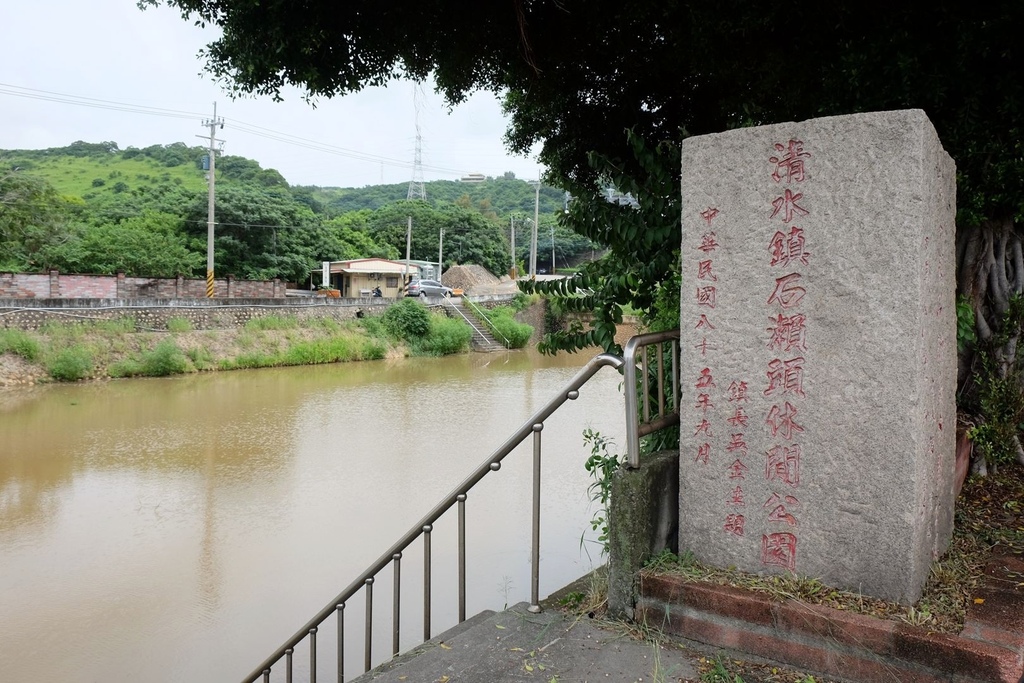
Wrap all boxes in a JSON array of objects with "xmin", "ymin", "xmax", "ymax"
[
  {"xmin": 551, "ymin": 223, "xmax": 556, "ymax": 275},
  {"xmin": 404, "ymin": 216, "xmax": 412, "ymax": 289},
  {"xmin": 530, "ymin": 180, "xmax": 540, "ymax": 278},
  {"xmin": 197, "ymin": 103, "xmax": 224, "ymax": 298},
  {"xmin": 438, "ymin": 228, "xmax": 444, "ymax": 280},
  {"xmin": 510, "ymin": 216, "xmax": 516, "ymax": 278}
]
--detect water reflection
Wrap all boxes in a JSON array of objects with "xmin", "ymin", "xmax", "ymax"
[{"xmin": 0, "ymin": 350, "xmax": 625, "ymax": 682}]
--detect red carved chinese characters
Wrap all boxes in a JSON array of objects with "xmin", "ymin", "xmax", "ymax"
[
  {"xmin": 701, "ymin": 207, "xmax": 720, "ymax": 226},
  {"xmin": 696, "ymin": 368, "xmax": 716, "ymax": 389},
  {"xmin": 727, "ymin": 459, "xmax": 749, "ymax": 479},
  {"xmin": 695, "ymin": 314, "xmax": 716, "ymax": 331},
  {"xmin": 764, "ymin": 358, "xmax": 806, "ymax": 398},
  {"xmin": 761, "ymin": 533, "xmax": 797, "ymax": 571},
  {"xmin": 768, "ymin": 227, "xmax": 810, "ymax": 267},
  {"xmin": 698, "ymin": 231, "xmax": 720, "ymax": 253},
  {"xmin": 727, "ymin": 486, "xmax": 746, "ymax": 507},
  {"xmin": 769, "ymin": 189, "xmax": 809, "ymax": 223},
  {"xmin": 698, "ymin": 259, "xmax": 718, "ymax": 281},
  {"xmin": 726, "ymin": 433, "xmax": 748, "ymax": 455},
  {"xmin": 765, "ymin": 402, "xmax": 804, "ymax": 439},
  {"xmin": 769, "ymin": 140, "xmax": 811, "ymax": 184},
  {"xmin": 728, "ymin": 381, "xmax": 749, "ymax": 402},
  {"xmin": 724, "ymin": 514, "xmax": 745, "ymax": 536},
  {"xmin": 767, "ymin": 273, "xmax": 806, "ymax": 310},
  {"xmin": 766, "ymin": 313, "xmax": 807, "ymax": 352},
  {"xmin": 765, "ymin": 444, "xmax": 801, "ymax": 487},
  {"xmin": 759, "ymin": 139, "xmax": 814, "ymax": 571},
  {"xmin": 697, "ymin": 286, "xmax": 717, "ymax": 308}
]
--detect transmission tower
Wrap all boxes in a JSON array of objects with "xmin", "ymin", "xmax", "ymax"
[{"xmin": 407, "ymin": 84, "xmax": 427, "ymax": 200}]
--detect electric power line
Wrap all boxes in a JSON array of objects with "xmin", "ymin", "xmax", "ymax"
[{"xmin": 0, "ymin": 82, "xmax": 481, "ymax": 177}]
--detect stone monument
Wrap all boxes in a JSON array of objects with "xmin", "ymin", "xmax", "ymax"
[{"xmin": 678, "ymin": 109, "xmax": 956, "ymax": 603}]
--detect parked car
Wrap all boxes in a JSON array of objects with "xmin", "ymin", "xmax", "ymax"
[{"xmin": 406, "ymin": 279, "xmax": 453, "ymax": 298}]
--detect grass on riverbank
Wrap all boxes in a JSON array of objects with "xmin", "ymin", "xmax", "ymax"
[{"xmin": 0, "ymin": 309, "xmax": 475, "ymax": 384}]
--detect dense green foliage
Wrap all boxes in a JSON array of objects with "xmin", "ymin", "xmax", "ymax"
[
  {"xmin": 147, "ymin": 0, "xmax": 1024, "ymax": 355},
  {"xmin": 412, "ymin": 314, "xmax": 473, "ymax": 356},
  {"xmin": 484, "ymin": 306, "xmax": 533, "ymax": 349},
  {"xmin": 2, "ymin": 142, "xmax": 595, "ymax": 282},
  {"xmin": 381, "ymin": 298, "xmax": 432, "ymax": 340}
]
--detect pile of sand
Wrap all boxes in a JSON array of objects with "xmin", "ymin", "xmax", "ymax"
[{"xmin": 441, "ymin": 264, "xmax": 501, "ymax": 292}]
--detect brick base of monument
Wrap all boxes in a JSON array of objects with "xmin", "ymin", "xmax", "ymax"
[{"xmin": 637, "ymin": 556, "xmax": 1024, "ymax": 683}]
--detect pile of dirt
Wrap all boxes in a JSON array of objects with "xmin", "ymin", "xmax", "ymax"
[{"xmin": 441, "ymin": 264, "xmax": 501, "ymax": 293}]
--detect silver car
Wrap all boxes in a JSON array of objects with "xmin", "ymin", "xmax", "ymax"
[{"xmin": 406, "ymin": 279, "xmax": 452, "ymax": 298}]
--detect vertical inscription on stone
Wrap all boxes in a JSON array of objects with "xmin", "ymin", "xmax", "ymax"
[{"xmin": 679, "ymin": 111, "xmax": 957, "ymax": 603}]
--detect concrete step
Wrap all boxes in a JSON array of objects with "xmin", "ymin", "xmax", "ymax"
[
  {"xmin": 351, "ymin": 603, "xmax": 698, "ymax": 682},
  {"xmin": 448, "ymin": 302, "xmax": 507, "ymax": 352}
]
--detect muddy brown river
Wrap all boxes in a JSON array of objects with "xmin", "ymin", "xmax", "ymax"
[{"xmin": 0, "ymin": 349, "xmax": 626, "ymax": 682}]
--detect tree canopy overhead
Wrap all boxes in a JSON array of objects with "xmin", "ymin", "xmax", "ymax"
[
  {"xmin": 148, "ymin": 1, "xmax": 1022, "ymax": 223},
  {"xmin": 146, "ymin": 0, "xmax": 1024, "ymax": 466}
]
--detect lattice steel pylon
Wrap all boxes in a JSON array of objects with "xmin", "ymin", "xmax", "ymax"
[{"xmin": 407, "ymin": 83, "xmax": 427, "ymax": 201}]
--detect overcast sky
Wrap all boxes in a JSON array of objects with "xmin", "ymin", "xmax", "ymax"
[{"xmin": 0, "ymin": 0, "xmax": 543, "ymax": 188}]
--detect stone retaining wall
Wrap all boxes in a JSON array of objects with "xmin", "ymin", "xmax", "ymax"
[{"xmin": 0, "ymin": 298, "xmax": 391, "ymax": 331}]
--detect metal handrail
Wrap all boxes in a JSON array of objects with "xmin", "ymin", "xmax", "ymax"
[
  {"xmin": 623, "ymin": 330, "xmax": 681, "ymax": 469},
  {"xmin": 459, "ymin": 298, "xmax": 514, "ymax": 349},
  {"xmin": 440, "ymin": 297, "xmax": 509, "ymax": 349},
  {"xmin": 242, "ymin": 352, "xmax": 625, "ymax": 683}
]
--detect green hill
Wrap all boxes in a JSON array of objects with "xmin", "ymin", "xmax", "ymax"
[{"xmin": 1, "ymin": 140, "xmax": 595, "ymax": 283}]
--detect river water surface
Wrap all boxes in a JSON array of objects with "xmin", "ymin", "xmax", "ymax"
[{"xmin": 0, "ymin": 349, "xmax": 626, "ymax": 682}]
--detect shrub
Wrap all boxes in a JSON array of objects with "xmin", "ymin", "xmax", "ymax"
[
  {"xmin": 487, "ymin": 306, "xmax": 533, "ymax": 348},
  {"xmin": 186, "ymin": 346, "xmax": 214, "ymax": 370},
  {"xmin": 382, "ymin": 299, "xmax": 431, "ymax": 340},
  {"xmin": 140, "ymin": 339, "xmax": 189, "ymax": 376},
  {"xmin": 413, "ymin": 315, "xmax": 472, "ymax": 356},
  {"xmin": 282, "ymin": 337, "xmax": 355, "ymax": 365},
  {"xmin": 0, "ymin": 329, "xmax": 42, "ymax": 361},
  {"xmin": 47, "ymin": 346, "xmax": 94, "ymax": 381},
  {"xmin": 359, "ymin": 316, "xmax": 385, "ymax": 337}
]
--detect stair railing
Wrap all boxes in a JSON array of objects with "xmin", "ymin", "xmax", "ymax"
[
  {"xmin": 241, "ymin": 330, "xmax": 680, "ymax": 683},
  {"xmin": 242, "ymin": 352, "xmax": 624, "ymax": 683},
  {"xmin": 440, "ymin": 297, "xmax": 509, "ymax": 349},
  {"xmin": 458, "ymin": 297, "xmax": 513, "ymax": 349},
  {"xmin": 623, "ymin": 329, "xmax": 681, "ymax": 468}
]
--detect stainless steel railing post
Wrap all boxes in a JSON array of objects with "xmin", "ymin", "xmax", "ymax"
[
  {"xmin": 457, "ymin": 494, "xmax": 467, "ymax": 623},
  {"xmin": 363, "ymin": 578, "xmax": 373, "ymax": 673},
  {"xmin": 392, "ymin": 553, "xmax": 402, "ymax": 657},
  {"xmin": 335, "ymin": 605, "xmax": 344, "ymax": 683},
  {"xmin": 309, "ymin": 627, "xmax": 318, "ymax": 683},
  {"xmin": 422, "ymin": 524, "xmax": 432, "ymax": 641},
  {"xmin": 528, "ymin": 423, "xmax": 543, "ymax": 613}
]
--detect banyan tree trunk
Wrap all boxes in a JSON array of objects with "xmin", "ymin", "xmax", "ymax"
[{"xmin": 956, "ymin": 214, "xmax": 1024, "ymax": 470}]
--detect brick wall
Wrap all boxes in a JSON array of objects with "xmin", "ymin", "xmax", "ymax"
[
  {"xmin": 58, "ymin": 274, "xmax": 118, "ymax": 298},
  {"xmin": 0, "ymin": 273, "xmax": 49, "ymax": 298},
  {"xmin": 0, "ymin": 271, "xmax": 284, "ymax": 299}
]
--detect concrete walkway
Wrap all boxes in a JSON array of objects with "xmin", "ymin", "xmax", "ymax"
[{"xmin": 352, "ymin": 603, "xmax": 699, "ymax": 683}]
